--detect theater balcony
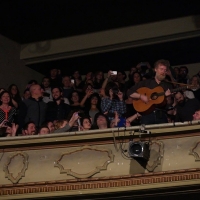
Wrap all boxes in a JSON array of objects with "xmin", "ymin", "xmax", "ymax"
[{"xmin": 1, "ymin": 121, "xmax": 200, "ymax": 199}]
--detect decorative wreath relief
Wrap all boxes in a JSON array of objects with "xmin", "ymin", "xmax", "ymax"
[
  {"xmin": 3, "ymin": 152, "xmax": 29, "ymax": 184},
  {"xmin": 54, "ymin": 145, "xmax": 114, "ymax": 179},
  {"xmin": 146, "ymin": 141, "xmax": 164, "ymax": 172},
  {"xmin": 189, "ymin": 141, "xmax": 200, "ymax": 161}
]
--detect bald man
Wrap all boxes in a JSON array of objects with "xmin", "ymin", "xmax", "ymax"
[{"xmin": 19, "ymin": 84, "xmax": 47, "ymax": 129}]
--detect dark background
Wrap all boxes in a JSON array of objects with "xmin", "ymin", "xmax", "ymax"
[{"xmin": 0, "ymin": 0, "xmax": 200, "ymax": 75}]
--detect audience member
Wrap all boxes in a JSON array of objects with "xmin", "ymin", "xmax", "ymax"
[
  {"xmin": 190, "ymin": 75, "xmax": 200, "ymax": 102},
  {"xmin": 41, "ymin": 77, "xmax": 52, "ymax": 103},
  {"xmin": 173, "ymin": 67, "xmax": 180, "ymax": 80},
  {"xmin": 46, "ymin": 87, "xmax": 71, "ymax": 121},
  {"xmin": 38, "ymin": 126, "xmax": 50, "ymax": 135},
  {"xmin": 0, "ymin": 120, "xmax": 18, "ymax": 137},
  {"xmin": 84, "ymin": 71, "xmax": 94, "ymax": 85},
  {"xmin": 174, "ymin": 91, "xmax": 200, "ymax": 122},
  {"xmin": 19, "ymin": 84, "xmax": 46, "ymax": 128},
  {"xmin": 177, "ymin": 66, "xmax": 189, "ymax": 84},
  {"xmin": 23, "ymin": 121, "xmax": 37, "ymax": 136},
  {"xmin": 62, "ymin": 75, "xmax": 74, "ymax": 99},
  {"xmin": 43, "ymin": 121, "xmax": 55, "ymax": 133},
  {"xmin": 193, "ymin": 110, "xmax": 200, "ymax": 120},
  {"xmin": 79, "ymin": 116, "xmax": 92, "ymax": 131},
  {"xmin": 71, "ymin": 70, "xmax": 85, "ymax": 94},
  {"xmin": 48, "ymin": 68, "xmax": 62, "ymax": 87},
  {"xmin": 101, "ymin": 82, "xmax": 126, "ymax": 120},
  {"xmin": 93, "ymin": 71, "xmax": 104, "ymax": 90},
  {"xmin": 22, "ymin": 89, "xmax": 31, "ymax": 101},
  {"xmin": 92, "ymin": 112, "xmax": 110, "ymax": 129},
  {"xmin": 0, "ymin": 91, "xmax": 17, "ymax": 124},
  {"xmin": 8, "ymin": 84, "xmax": 22, "ymax": 108},
  {"xmin": 69, "ymin": 91, "xmax": 82, "ymax": 112},
  {"xmin": 54, "ymin": 112, "xmax": 79, "ymax": 133},
  {"xmin": 80, "ymin": 90, "xmax": 101, "ymax": 124}
]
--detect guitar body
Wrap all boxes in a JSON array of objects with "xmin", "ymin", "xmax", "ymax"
[{"xmin": 133, "ymin": 86, "xmax": 165, "ymax": 113}]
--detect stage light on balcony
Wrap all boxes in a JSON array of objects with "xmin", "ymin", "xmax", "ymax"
[{"xmin": 128, "ymin": 141, "xmax": 150, "ymax": 160}]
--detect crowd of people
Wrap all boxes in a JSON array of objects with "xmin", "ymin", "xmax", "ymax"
[{"xmin": 0, "ymin": 59, "xmax": 200, "ymax": 137}]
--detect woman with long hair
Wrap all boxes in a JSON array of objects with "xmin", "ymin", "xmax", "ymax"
[
  {"xmin": 79, "ymin": 116, "xmax": 92, "ymax": 131},
  {"xmin": 80, "ymin": 90, "xmax": 101, "ymax": 124},
  {"xmin": 8, "ymin": 84, "xmax": 22, "ymax": 108},
  {"xmin": 0, "ymin": 91, "xmax": 17, "ymax": 124}
]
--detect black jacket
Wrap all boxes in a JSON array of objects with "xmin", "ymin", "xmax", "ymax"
[
  {"xmin": 19, "ymin": 97, "xmax": 47, "ymax": 128},
  {"xmin": 46, "ymin": 100, "xmax": 71, "ymax": 121}
]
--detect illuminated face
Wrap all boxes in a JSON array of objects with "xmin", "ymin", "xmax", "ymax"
[
  {"xmin": 42, "ymin": 78, "xmax": 50, "ymax": 88},
  {"xmin": 133, "ymin": 73, "xmax": 141, "ymax": 84},
  {"xmin": 193, "ymin": 111, "xmax": 200, "ymax": 120},
  {"xmin": 30, "ymin": 85, "xmax": 43, "ymax": 97},
  {"xmin": 24, "ymin": 90, "xmax": 31, "ymax": 99},
  {"xmin": 91, "ymin": 96, "xmax": 98, "ymax": 105},
  {"xmin": 175, "ymin": 92, "xmax": 185, "ymax": 104},
  {"xmin": 191, "ymin": 77, "xmax": 199, "ymax": 86},
  {"xmin": 82, "ymin": 118, "xmax": 91, "ymax": 130},
  {"xmin": 52, "ymin": 88, "xmax": 62, "ymax": 100},
  {"xmin": 39, "ymin": 127, "xmax": 50, "ymax": 135},
  {"xmin": 155, "ymin": 65, "xmax": 167, "ymax": 81},
  {"xmin": 96, "ymin": 115, "xmax": 107, "ymax": 126},
  {"xmin": 1, "ymin": 92, "xmax": 10, "ymax": 104},
  {"xmin": 47, "ymin": 122, "xmax": 55, "ymax": 132},
  {"xmin": 71, "ymin": 92, "xmax": 79, "ymax": 103},
  {"xmin": 11, "ymin": 85, "xmax": 18, "ymax": 95},
  {"xmin": 25, "ymin": 123, "xmax": 36, "ymax": 135}
]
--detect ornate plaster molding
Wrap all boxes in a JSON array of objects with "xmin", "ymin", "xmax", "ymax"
[
  {"xmin": 54, "ymin": 145, "xmax": 114, "ymax": 178},
  {"xmin": 3, "ymin": 151, "xmax": 29, "ymax": 184},
  {"xmin": 189, "ymin": 141, "xmax": 200, "ymax": 161},
  {"xmin": 146, "ymin": 140, "xmax": 164, "ymax": 172}
]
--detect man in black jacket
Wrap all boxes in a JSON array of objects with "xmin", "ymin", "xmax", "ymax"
[
  {"xmin": 19, "ymin": 84, "xmax": 47, "ymax": 129},
  {"xmin": 46, "ymin": 87, "xmax": 71, "ymax": 122},
  {"xmin": 175, "ymin": 91, "xmax": 200, "ymax": 122}
]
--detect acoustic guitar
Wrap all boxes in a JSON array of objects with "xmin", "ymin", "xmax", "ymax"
[{"xmin": 132, "ymin": 85, "xmax": 195, "ymax": 113}]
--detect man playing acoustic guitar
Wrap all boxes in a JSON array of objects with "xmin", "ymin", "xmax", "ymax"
[{"xmin": 128, "ymin": 59, "xmax": 173, "ymax": 125}]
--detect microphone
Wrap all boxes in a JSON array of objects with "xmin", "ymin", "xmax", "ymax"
[{"xmin": 134, "ymin": 129, "xmax": 151, "ymax": 134}]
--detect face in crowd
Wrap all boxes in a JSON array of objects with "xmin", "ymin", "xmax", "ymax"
[
  {"xmin": 52, "ymin": 88, "xmax": 62, "ymax": 101},
  {"xmin": 155, "ymin": 64, "xmax": 167, "ymax": 81},
  {"xmin": 193, "ymin": 110, "xmax": 200, "ymax": 120},
  {"xmin": 38, "ymin": 127, "xmax": 50, "ymax": 135},
  {"xmin": 24, "ymin": 123, "xmax": 36, "ymax": 135},
  {"xmin": 175, "ymin": 92, "xmax": 185, "ymax": 105}
]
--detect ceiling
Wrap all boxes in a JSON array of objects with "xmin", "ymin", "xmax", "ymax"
[{"xmin": 1, "ymin": 0, "xmax": 200, "ymax": 75}]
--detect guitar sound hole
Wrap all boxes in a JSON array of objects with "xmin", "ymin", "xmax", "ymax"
[{"xmin": 151, "ymin": 93, "xmax": 158, "ymax": 100}]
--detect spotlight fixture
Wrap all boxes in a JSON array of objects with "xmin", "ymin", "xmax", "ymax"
[{"xmin": 128, "ymin": 141, "xmax": 150, "ymax": 160}]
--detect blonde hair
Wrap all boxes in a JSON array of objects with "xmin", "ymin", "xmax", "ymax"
[{"xmin": 54, "ymin": 120, "xmax": 67, "ymax": 130}]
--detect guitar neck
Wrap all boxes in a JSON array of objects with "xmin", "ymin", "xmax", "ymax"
[{"xmin": 171, "ymin": 86, "xmax": 189, "ymax": 93}]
